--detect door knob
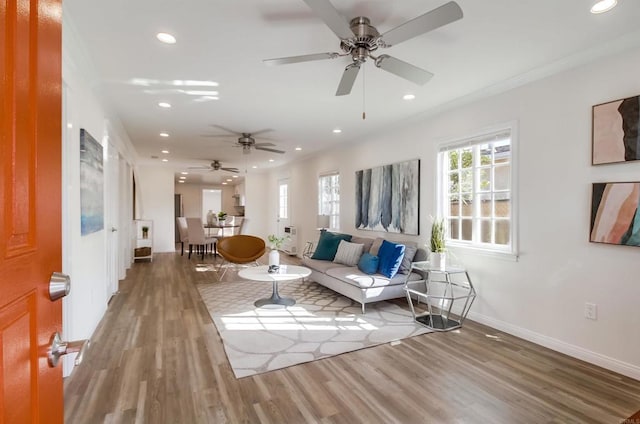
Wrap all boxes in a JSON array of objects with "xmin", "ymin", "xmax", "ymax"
[
  {"xmin": 49, "ymin": 272, "xmax": 70, "ymax": 301},
  {"xmin": 47, "ymin": 332, "xmax": 90, "ymax": 367},
  {"xmin": 111, "ymin": 227, "xmax": 118, "ymax": 232}
]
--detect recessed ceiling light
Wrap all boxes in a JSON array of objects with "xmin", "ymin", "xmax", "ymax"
[
  {"xmin": 162, "ymin": 159, "xmax": 169, "ymax": 162},
  {"xmin": 232, "ymin": 175, "xmax": 238, "ymax": 178},
  {"xmin": 222, "ymin": 182, "xmax": 228, "ymax": 185},
  {"xmin": 161, "ymin": 150, "xmax": 169, "ymax": 154},
  {"xmin": 403, "ymin": 94, "xmax": 416, "ymax": 100},
  {"xmin": 252, "ymin": 165, "xmax": 258, "ymax": 169},
  {"xmin": 268, "ymin": 159, "xmax": 274, "ymax": 162},
  {"xmin": 295, "ymin": 147, "xmax": 302, "ymax": 151},
  {"xmin": 156, "ymin": 32, "xmax": 176, "ymax": 44},
  {"xmin": 226, "ymin": 179, "xmax": 233, "ymax": 182},
  {"xmin": 332, "ymin": 128, "xmax": 342, "ymax": 134},
  {"xmin": 181, "ymin": 172, "xmax": 189, "ymax": 175},
  {"xmin": 178, "ymin": 180, "xmax": 185, "ymax": 183},
  {"xmin": 160, "ymin": 132, "xmax": 169, "ymax": 137},
  {"xmin": 67, "ymin": 123, "xmax": 73, "ymax": 129},
  {"xmin": 591, "ymin": 0, "xmax": 617, "ymax": 13},
  {"xmin": 158, "ymin": 102, "xmax": 171, "ymax": 108},
  {"xmin": 179, "ymin": 176, "xmax": 186, "ymax": 180}
]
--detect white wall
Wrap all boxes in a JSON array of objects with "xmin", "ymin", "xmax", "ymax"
[
  {"xmin": 264, "ymin": 46, "xmax": 640, "ymax": 379},
  {"xmin": 136, "ymin": 166, "xmax": 175, "ymax": 253},
  {"xmin": 62, "ymin": 13, "xmax": 138, "ymax": 376}
]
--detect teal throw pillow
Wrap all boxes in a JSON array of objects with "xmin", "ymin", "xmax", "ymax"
[
  {"xmin": 311, "ymin": 231, "xmax": 352, "ymax": 261},
  {"xmin": 377, "ymin": 240, "xmax": 406, "ymax": 278},
  {"xmin": 357, "ymin": 253, "xmax": 379, "ymax": 274}
]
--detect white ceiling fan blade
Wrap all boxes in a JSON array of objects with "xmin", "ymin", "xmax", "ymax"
[
  {"xmin": 335, "ymin": 63, "xmax": 360, "ymax": 96},
  {"xmin": 254, "ymin": 142, "xmax": 276, "ymax": 147},
  {"xmin": 188, "ymin": 166, "xmax": 214, "ymax": 170},
  {"xmin": 302, "ymin": 0, "xmax": 353, "ymax": 40},
  {"xmin": 221, "ymin": 167, "xmax": 239, "ymax": 173},
  {"xmin": 255, "ymin": 146, "xmax": 286, "ymax": 154},
  {"xmin": 264, "ymin": 52, "xmax": 341, "ymax": 66},
  {"xmin": 374, "ymin": 55, "xmax": 433, "ymax": 85},
  {"xmin": 381, "ymin": 1, "xmax": 463, "ymax": 47}
]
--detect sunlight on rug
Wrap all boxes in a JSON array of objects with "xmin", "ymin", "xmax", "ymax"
[{"xmin": 197, "ymin": 279, "xmax": 431, "ymax": 378}]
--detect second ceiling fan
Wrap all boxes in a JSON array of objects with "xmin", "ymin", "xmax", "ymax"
[
  {"xmin": 263, "ymin": 0, "xmax": 463, "ymax": 96},
  {"xmin": 203, "ymin": 125, "xmax": 286, "ymax": 154}
]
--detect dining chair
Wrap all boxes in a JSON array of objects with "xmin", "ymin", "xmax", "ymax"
[
  {"xmin": 216, "ymin": 234, "xmax": 265, "ymax": 279},
  {"xmin": 186, "ymin": 217, "xmax": 217, "ymax": 260},
  {"xmin": 176, "ymin": 217, "xmax": 189, "ymax": 256}
]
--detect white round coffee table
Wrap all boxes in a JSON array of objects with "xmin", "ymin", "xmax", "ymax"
[{"xmin": 238, "ymin": 265, "xmax": 311, "ymax": 307}]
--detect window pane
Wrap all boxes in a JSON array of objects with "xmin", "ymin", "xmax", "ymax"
[
  {"xmin": 461, "ymin": 193, "xmax": 473, "ymax": 217},
  {"xmin": 448, "ymin": 151, "xmax": 458, "ymax": 171},
  {"xmin": 449, "ymin": 218, "xmax": 459, "ymax": 240},
  {"xmin": 480, "ymin": 143, "xmax": 492, "ymax": 165},
  {"xmin": 480, "ymin": 220, "xmax": 491, "ymax": 243},
  {"xmin": 461, "ymin": 219, "xmax": 472, "ymax": 241},
  {"xmin": 495, "ymin": 220, "xmax": 510, "ymax": 245},
  {"xmin": 460, "ymin": 169, "xmax": 472, "ymax": 194},
  {"xmin": 461, "ymin": 148, "xmax": 472, "ymax": 169},
  {"xmin": 494, "ymin": 164, "xmax": 510, "ymax": 191},
  {"xmin": 495, "ymin": 194, "xmax": 510, "ymax": 217},
  {"xmin": 478, "ymin": 168, "xmax": 491, "ymax": 192},
  {"xmin": 448, "ymin": 172, "xmax": 460, "ymax": 194},
  {"xmin": 479, "ymin": 193, "xmax": 491, "ymax": 217},
  {"xmin": 449, "ymin": 194, "xmax": 460, "ymax": 217}
]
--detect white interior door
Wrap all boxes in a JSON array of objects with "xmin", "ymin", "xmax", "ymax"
[
  {"xmin": 106, "ymin": 139, "xmax": 120, "ymax": 297},
  {"xmin": 277, "ymin": 179, "xmax": 290, "ymax": 236}
]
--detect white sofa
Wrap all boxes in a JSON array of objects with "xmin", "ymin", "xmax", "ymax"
[{"xmin": 301, "ymin": 234, "xmax": 427, "ymax": 313}]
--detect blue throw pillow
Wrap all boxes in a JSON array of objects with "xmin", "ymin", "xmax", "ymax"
[
  {"xmin": 311, "ymin": 231, "xmax": 352, "ymax": 261},
  {"xmin": 377, "ymin": 240, "xmax": 406, "ymax": 278},
  {"xmin": 357, "ymin": 253, "xmax": 379, "ymax": 274}
]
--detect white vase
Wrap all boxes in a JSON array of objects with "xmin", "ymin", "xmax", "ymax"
[
  {"xmin": 268, "ymin": 249, "xmax": 280, "ymax": 267},
  {"xmin": 431, "ymin": 252, "xmax": 446, "ymax": 271},
  {"xmin": 206, "ymin": 210, "xmax": 215, "ymax": 226}
]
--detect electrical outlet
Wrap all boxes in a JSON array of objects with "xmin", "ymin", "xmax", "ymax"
[{"xmin": 584, "ymin": 302, "xmax": 597, "ymax": 320}]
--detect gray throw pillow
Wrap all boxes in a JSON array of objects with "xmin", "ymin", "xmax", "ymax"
[
  {"xmin": 398, "ymin": 244, "xmax": 418, "ymax": 274},
  {"xmin": 333, "ymin": 240, "xmax": 364, "ymax": 267}
]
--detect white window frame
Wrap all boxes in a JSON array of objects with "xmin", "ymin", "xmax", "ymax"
[
  {"xmin": 437, "ymin": 121, "xmax": 519, "ymax": 260},
  {"xmin": 318, "ymin": 171, "xmax": 340, "ymax": 231}
]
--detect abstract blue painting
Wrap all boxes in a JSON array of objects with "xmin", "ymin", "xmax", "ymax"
[
  {"xmin": 80, "ymin": 129, "xmax": 104, "ymax": 235},
  {"xmin": 355, "ymin": 159, "xmax": 420, "ymax": 235}
]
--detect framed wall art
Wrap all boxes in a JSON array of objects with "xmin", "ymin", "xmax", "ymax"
[
  {"xmin": 80, "ymin": 128, "xmax": 104, "ymax": 236},
  {"xmin": 592, "ymin": 95, "xmax": 640, "ymax": 165},
  {"xmin": 355, "ymin": 159, "xmax": 420, "ymax": 235},
  {"xmin": 590, "ymin": 182, "xmax": 640, "ymax": 247}
]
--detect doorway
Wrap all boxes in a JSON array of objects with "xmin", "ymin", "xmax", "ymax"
[{"xmin": 202, "ymin": 189, "xmax": 222, "ymax": 222}]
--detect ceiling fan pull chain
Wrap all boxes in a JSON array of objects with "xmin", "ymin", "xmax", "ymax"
[{"xmin": 362, "ymin": 65, "xmax": 366, "ymax": 120}]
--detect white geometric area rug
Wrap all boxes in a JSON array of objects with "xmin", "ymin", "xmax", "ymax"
[{"xmin": 197, "ymin": 279, "xmax": 431, "ymax": 378}]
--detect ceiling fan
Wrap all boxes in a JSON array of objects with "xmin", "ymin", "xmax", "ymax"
[
  {"xmin": 263, "ymin": 0, "xmax": 463, "ymax": 96},
  {"xmin": 189, "ymin": 160, "xmax": 239, "ymax": 173},
  {"xmin": 203, "ymin": 125, "xmax": 286, "ymax": 154}
]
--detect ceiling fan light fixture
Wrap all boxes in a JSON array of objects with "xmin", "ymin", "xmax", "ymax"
[
  {"xmin": 590, "ymin": 0, "xmax": 617, "ymax": 13},
  {"xmin": 156, "ymin": 32, "xmax": 176, "ymax": 44}
]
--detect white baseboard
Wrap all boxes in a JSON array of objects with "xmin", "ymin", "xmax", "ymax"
[{"xmin": 467, "ymin": 311, "xmax": 640, "ymax": 381}]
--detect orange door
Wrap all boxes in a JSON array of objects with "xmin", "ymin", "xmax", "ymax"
[{"xmin": 1, "ymin": 0, "xmax": 63, "ymax": 422}]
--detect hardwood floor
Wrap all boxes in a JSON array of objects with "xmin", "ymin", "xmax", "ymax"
[{"xmin": 64, "ymin": 252, "xmax": 640, "ymax": 423}]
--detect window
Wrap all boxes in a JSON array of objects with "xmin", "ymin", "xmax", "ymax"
[
  {"xmin": 278, "ymin": 182, "xmax": 288, "ymax": 219},
  {"xmin": 438, "ymin": 125, "xmax": 517, "ymax": 256},
  {"xmin": 318, "ymin": 172, "xmax": 340, "ymax": 230}
]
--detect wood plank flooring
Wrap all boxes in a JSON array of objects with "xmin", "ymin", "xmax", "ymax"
[{"xmin": 64, "ymin": 252, "xmax": 640, "ymax": 423}]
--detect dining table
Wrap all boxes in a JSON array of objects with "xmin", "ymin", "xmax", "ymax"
[{"xmin": 204, "ymin": 222, "xmax": 239, "ymax": 237}]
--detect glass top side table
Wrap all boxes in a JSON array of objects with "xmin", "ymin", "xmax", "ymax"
[{"xmin": 404, "ymin": 261, "xmax": 477, "ymax": 331}]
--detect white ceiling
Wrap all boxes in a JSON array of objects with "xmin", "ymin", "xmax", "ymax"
[{"xmin": 63, "ymin": 0, "xmax": 640, "ymax": 184}]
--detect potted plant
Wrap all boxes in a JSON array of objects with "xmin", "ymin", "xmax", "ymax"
[
  {"xmin": 267, "ymin": 234, "xmax": 290, "ymax": 267},
  {"xmin": 217, "ymin": 211, "xmax": 227, "ymax": 222},
  {"xmin": 142, "ymin": 226, "xmax": 149, "ymax": 239},
  {"xmin": 430, "ymin": 218, "xmax": 446, "ymax": 270}
]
